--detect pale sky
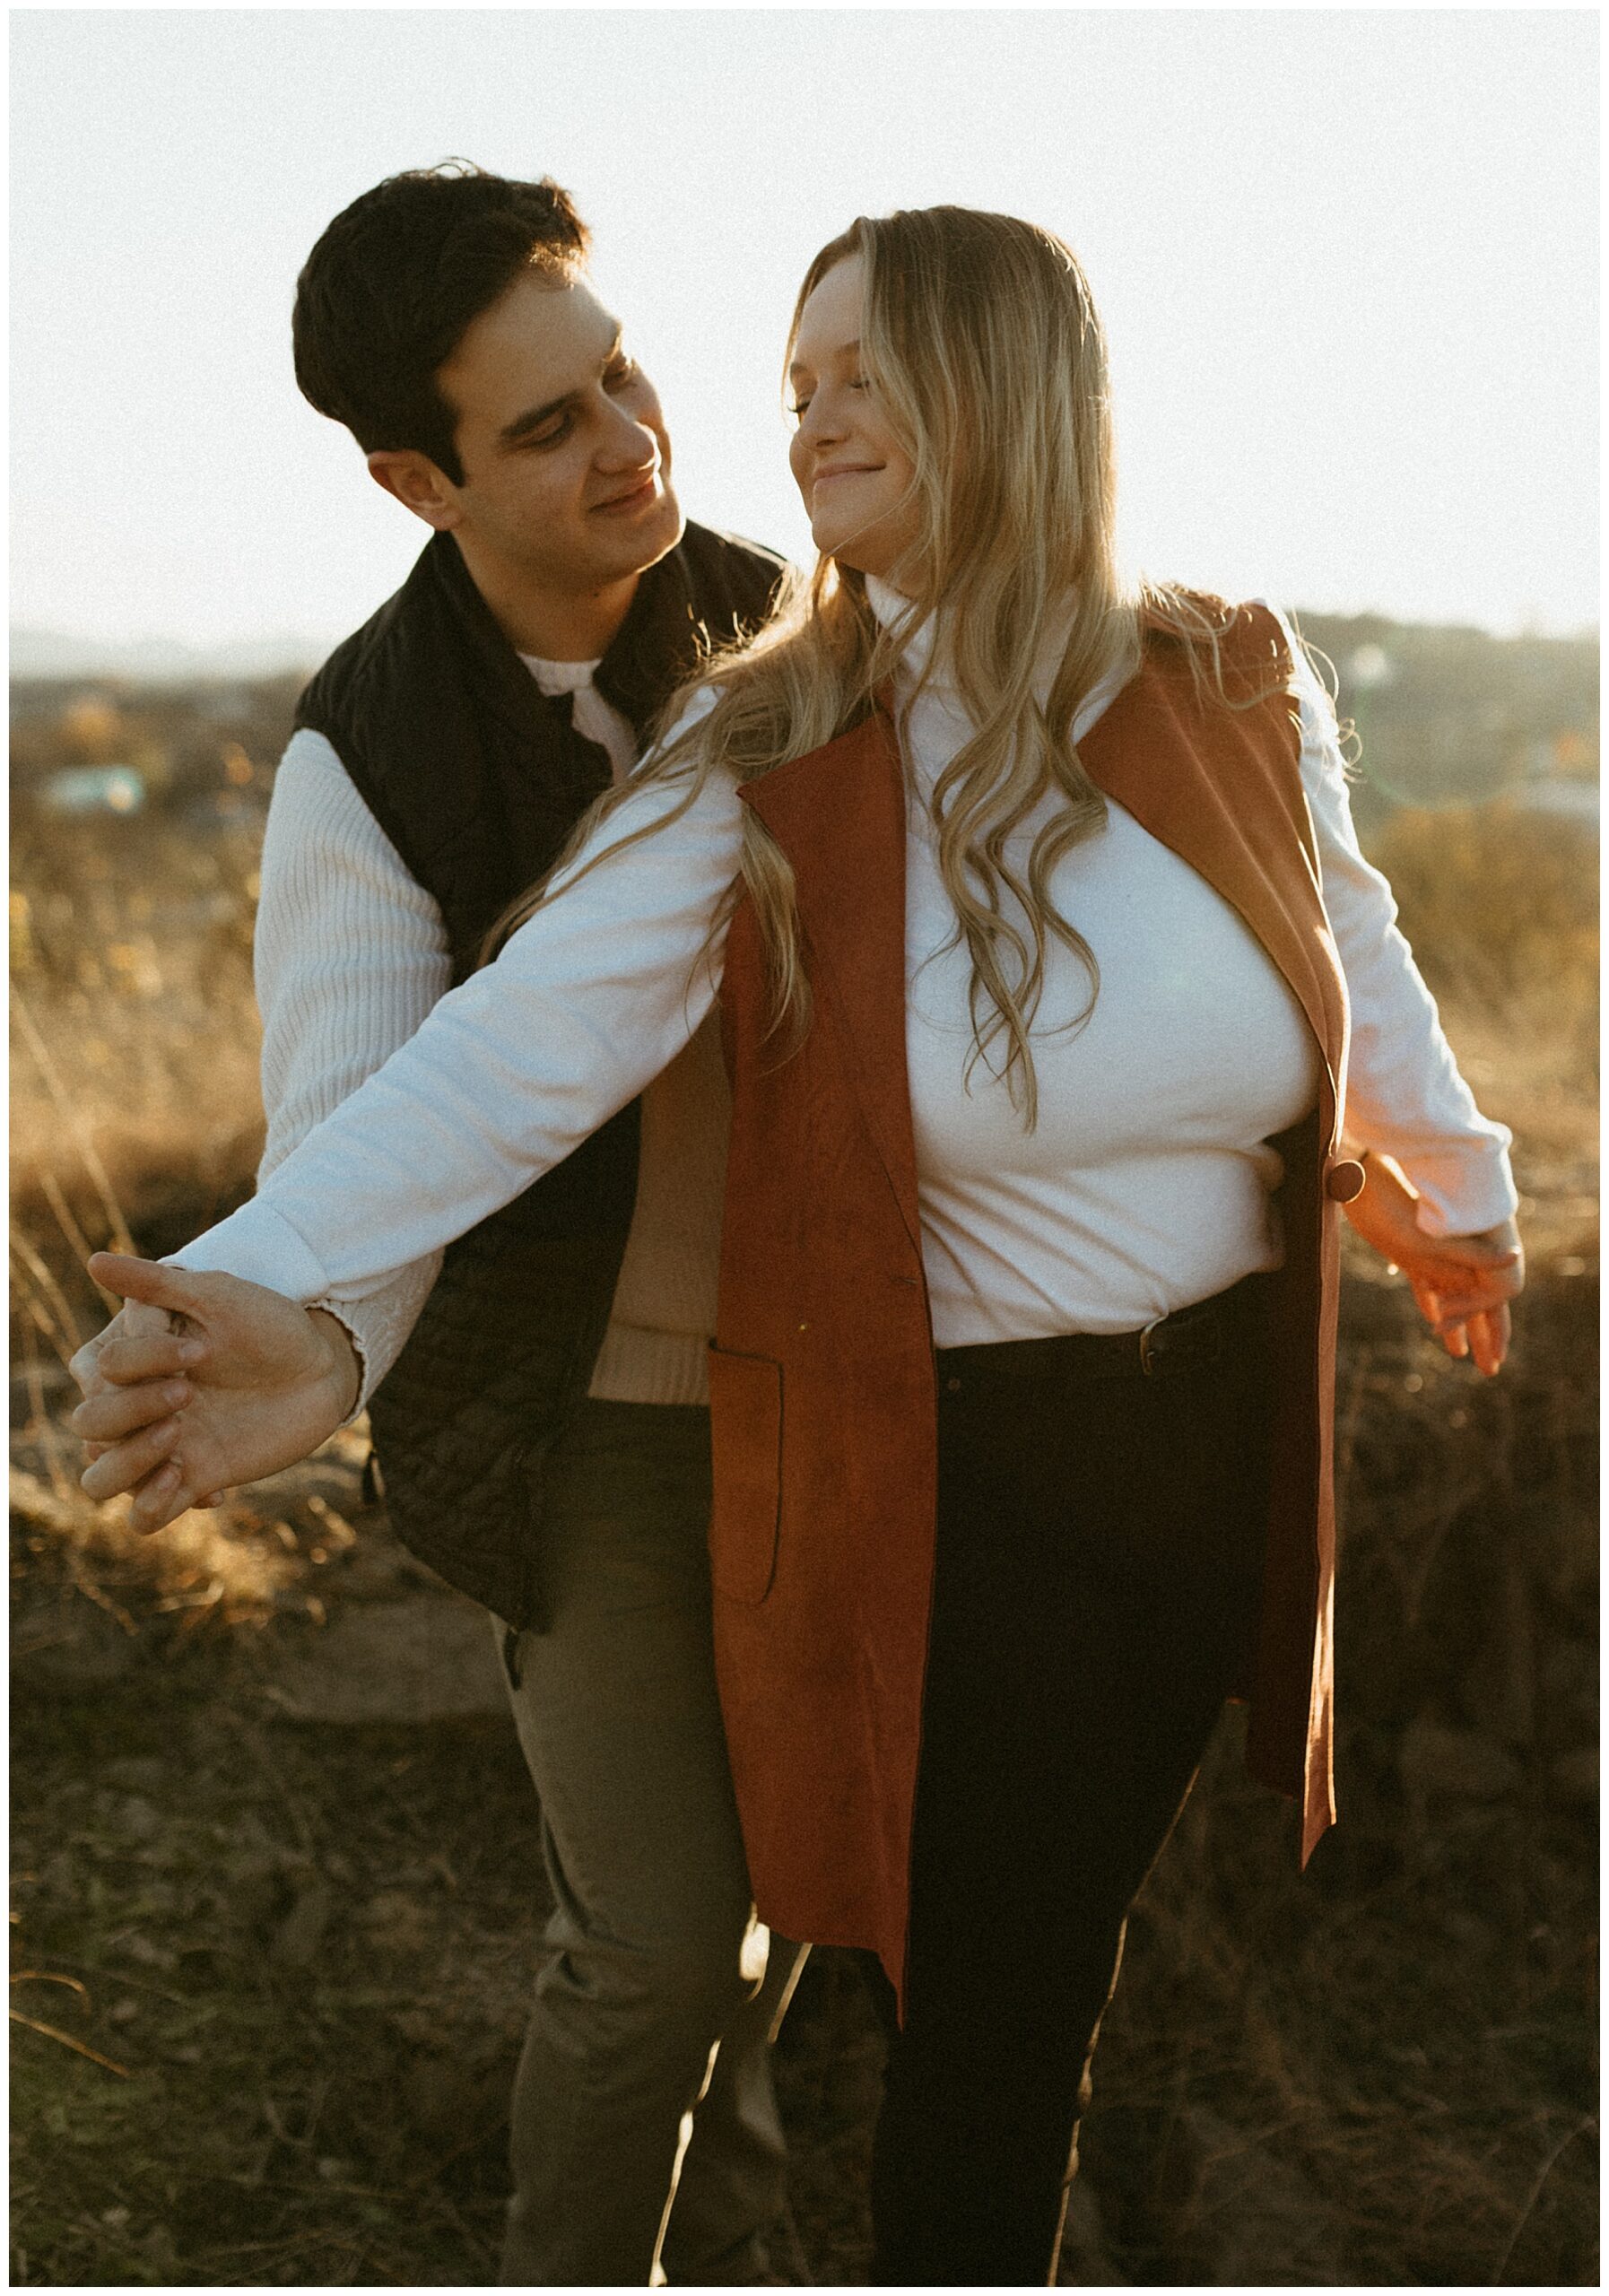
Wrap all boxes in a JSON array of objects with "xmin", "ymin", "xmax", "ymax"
[{"xmin": 10, "ymin": 7, "xmax": 1599, "ymax": 653}]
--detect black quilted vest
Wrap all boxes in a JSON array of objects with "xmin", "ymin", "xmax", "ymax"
[{"xmin": 294, "ymin": 524, "xmax": 786, "ymax": 1624}]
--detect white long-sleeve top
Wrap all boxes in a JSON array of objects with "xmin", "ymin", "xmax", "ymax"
[{"xmin": 184, "ymin": 609, "xmax": 1517, "ymax": 1354}]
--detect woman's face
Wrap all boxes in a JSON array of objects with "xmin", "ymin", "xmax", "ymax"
[{"xmin": 787, "ymin": 255, "xmax": 919, "ymax": 583}]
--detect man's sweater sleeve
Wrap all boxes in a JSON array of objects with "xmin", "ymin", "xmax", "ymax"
[{"xmin": 252, "ymin": 728, "xmax": 452, "ymax": 1405}]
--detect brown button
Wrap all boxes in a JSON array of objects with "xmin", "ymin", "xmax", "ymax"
[{"xmin": 1325, "ymin": 1156, "xmax": 1367, "ymax": 1205}]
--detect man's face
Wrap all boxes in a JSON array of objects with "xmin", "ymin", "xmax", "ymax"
[{"xmin": 431, "ymin": 268, "xmax": 682, "ymax": 598}]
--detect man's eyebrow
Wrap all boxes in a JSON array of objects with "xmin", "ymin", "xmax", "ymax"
[
  {"xmin": 500, "ymin": 328, "xmax": 625, "ymax": 445},
  {"xmin": 500, "ymin": 390, "xmax": 578, "ymax": 445}
]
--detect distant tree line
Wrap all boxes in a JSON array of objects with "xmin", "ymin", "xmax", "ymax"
[
  {"xmin": 9, "ymin": 617, "xmax": 1599, "ymax": 831},
  {"xmin": 1296, "ymin": 614, "xmax": 1597, "ymax": 824}
]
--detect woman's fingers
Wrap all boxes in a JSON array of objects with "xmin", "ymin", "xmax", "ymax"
[
  {"xmin": 1422, "ymin": 1232, "xmax": 1522, "ymax": 1270},
  {"xmin": 1405, "ymin": 1255, "xmax": 1517, "ymax": 1375},
  {"xmin": 92, "ymin": 1331, "xmax": 207, "ymax": 1387},
  {"xmin": 128, "ymin": 1462, "xmax": 197, "ymax": 1534},
  {"xmin": 1431, "ymin": 1286, "xmax": 1516, "ymax": 1330},
  {"xmin": 1427, "ymin": 1306, "xmax": 1509, "ymax": 1373},
  {"xmin": 86, "ymin": 1252, "xmax": 209, "ymax": 1318},
  {"xmin": 1410, "ymin": 1251, "xmax": 1522, "ymax": 1300},
  {"xmin": 80, "ymin": 1417, "xmax": 185, "ymax": 1503},
  {"xmin": 74, "ymin": 1379, "xmax": 192, "ymax": 1444},
  {"xmin": 1468, "ymin": 1305, "xmax": 1510, "ymax": 1377}
]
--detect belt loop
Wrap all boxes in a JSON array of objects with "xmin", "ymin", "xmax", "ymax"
[{"xmin": 1139, "ymin": 1314, "xmax": 1164, "ymax": 1377}]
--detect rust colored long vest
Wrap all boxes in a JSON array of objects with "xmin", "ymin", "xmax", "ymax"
[{"xmin": 708, "ymin": 604, "xmax": 1361, "ymax": 1998}]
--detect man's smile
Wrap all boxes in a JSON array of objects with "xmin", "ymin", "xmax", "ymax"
[{"xmin": 591, "ymin": 472, "xmax": 662, "ymax": 516}]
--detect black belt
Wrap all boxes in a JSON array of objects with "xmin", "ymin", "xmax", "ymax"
[{"xmin": 934, "ymin": 1274, "xmax": 1266, "ymax": 1393}]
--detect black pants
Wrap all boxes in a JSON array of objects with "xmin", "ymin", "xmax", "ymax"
[{"xmin": 865, "ymin": 1281, "xmax": 1274, "ymax": 2286}]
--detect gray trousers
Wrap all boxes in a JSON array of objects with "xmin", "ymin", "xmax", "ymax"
[{"xmin": 495, "ymin": 1397, "xmax": 801, "ymax": 2286}]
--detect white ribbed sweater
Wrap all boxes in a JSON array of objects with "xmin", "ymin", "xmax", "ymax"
[{"xmin": 254, "ymin": 655, "xmax": 726, "ymax": 1409}]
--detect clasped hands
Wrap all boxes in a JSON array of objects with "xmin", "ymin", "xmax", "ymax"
[
  {"xmin": 72, "ymin": 1256, "xmax": 362, "ymax": 1534},
  {"xmin": 70, "ymin": 1151, "xmax": 1523, "ymax": 1535}
]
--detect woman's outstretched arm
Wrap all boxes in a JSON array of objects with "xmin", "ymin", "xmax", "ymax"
[
  {"xmin": 168, "ymin": 742, "xmax": 742, "ymax": 1305},
  {"xmin": 1279, "ymin": 617, "xmax": 1524, "ymax": 1369}
]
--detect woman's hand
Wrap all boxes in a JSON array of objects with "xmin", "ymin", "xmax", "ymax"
[
  {"xmin": 70, "ymin": 1255, "xmax": 362, "ymax": 1532},
  {"xmin": 1342, "ymin": 1151, "xmax": 1524, "ymax": 1376}
]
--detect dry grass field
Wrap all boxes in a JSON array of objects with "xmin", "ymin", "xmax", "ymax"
[{"xmin": 10, "ymin": 692, "xmax": 1598, "ymax": 2284}]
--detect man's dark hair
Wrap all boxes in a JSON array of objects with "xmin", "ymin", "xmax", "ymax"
[{"xmin": 292, "ymin": 161, "xmax": 590, "ymax": 484}]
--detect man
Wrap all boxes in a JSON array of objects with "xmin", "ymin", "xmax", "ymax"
[{"xmin": 74, "ymin": 163, "xmax": 800, "ymax": 2287}]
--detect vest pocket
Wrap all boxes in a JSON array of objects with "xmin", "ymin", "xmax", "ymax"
[{"xmin": 706, "ymin": 1345, "xmax": 783, "ymax": 1605}]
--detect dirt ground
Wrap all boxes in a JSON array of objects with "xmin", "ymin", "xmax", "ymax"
[{"xmin": 10, "ymin": 1240, "xmax": 1596, "ymax": 2288}]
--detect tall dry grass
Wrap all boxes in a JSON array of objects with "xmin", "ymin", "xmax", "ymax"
[
  {"xmin": 12, "ymin": 806, "xmax": 265, "ymax": 1344},
  {"xmin": 11, "ymin": 799, "xmax": 277, "ymax": 1624}
]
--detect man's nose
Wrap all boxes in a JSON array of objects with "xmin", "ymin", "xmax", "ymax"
[{"xmin": 596, "ymin": 399, "xmax": 659, "ymax": 471}]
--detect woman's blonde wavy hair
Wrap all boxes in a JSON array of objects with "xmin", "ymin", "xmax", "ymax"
[{"xmin": 490, "ymin": 204, "xmax": 1263, "ymax": 1124}]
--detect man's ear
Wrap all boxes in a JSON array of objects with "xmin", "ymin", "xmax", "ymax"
[{"xmin": 367, "ymin": 448, "xmax": 462, "ymax": 532}]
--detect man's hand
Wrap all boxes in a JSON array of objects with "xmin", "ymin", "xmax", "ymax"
[
  {"xmin": 70, "ymin": 1255, "xmax": 362, "ymax": 1532},
  {"xmin": 1342, "ymin": 1151, "xmax": 1524, "ymax": 1377}
]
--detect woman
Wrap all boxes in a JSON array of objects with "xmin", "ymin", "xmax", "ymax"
[{"xmin": 76, "ymin": 208, "xmax": 1521, "ymax": 2283}]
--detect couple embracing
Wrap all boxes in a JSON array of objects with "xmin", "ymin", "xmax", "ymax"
[{"xmin": 74, "ymin": 164, "xmax": 1522, "ymax": 2287}]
